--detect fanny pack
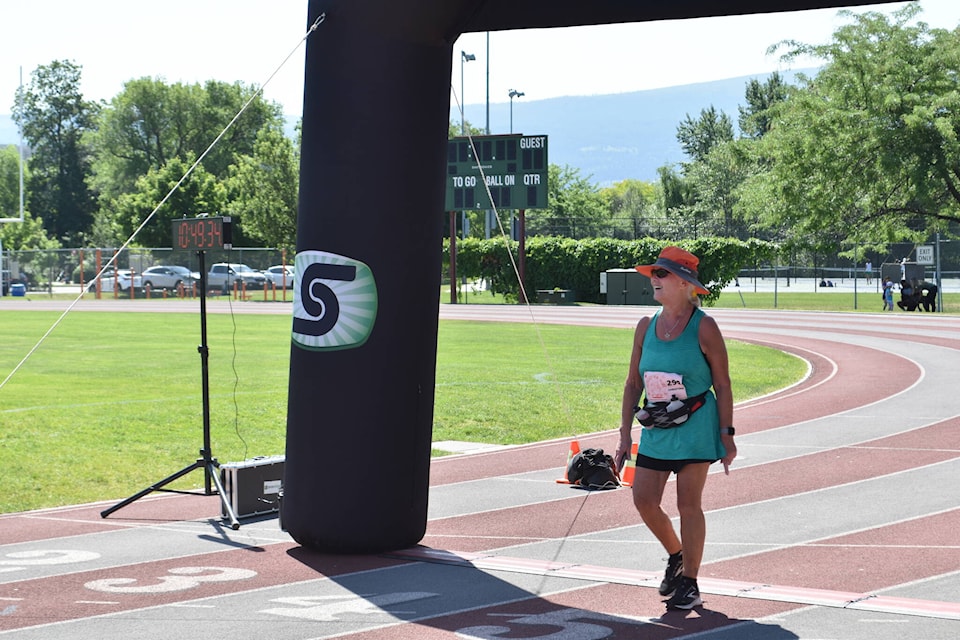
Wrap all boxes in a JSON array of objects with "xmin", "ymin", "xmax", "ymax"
[{"xmin": 634, "ymin": 391, "xmax": 707, "ymax": 429}]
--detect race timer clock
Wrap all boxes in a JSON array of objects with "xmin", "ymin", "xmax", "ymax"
[{"xmin": 172, "ymin": 216, "xmax": 232, "ymax": 250}]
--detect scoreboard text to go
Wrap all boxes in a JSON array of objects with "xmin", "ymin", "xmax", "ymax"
[{"xmin": 445, "ymin": 134, "xmax": 548, "ymax": 211}]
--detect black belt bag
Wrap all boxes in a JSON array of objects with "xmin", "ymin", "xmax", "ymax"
[{"xmin": 634, "ymin": 391, "xmax": 708, "ymax": 429}]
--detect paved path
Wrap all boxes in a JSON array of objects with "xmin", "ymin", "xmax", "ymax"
[{"xmin": 0, "ymin": 305, "xmax": 958, "ymax": 639}]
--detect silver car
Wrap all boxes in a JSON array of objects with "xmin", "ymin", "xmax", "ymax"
[
  {"xmin": 140, "ymin": 265, "xmax": 199, "ymax": 290},
  {"xmin": 263, "ymin": 265, "xmax": 295, "ymax": 289}
]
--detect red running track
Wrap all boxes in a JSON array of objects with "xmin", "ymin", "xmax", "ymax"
[{"xmin": 0, "ymin": 305, "xmax": 957, "ymax": 639}]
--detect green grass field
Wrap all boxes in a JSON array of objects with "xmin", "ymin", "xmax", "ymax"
[{"xmin": 0, "ymin": 310, "xmax": 803, "ymax": 513}]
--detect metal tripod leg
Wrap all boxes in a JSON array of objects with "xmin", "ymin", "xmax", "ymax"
[
  {"xmin": 99, "ymin": 460, "xmax": 201, "ymax": 519},
  {"xmin": 206, "ymin": 460, "xmax": 240, "ymax": 530},
  {"xmin": 100, "ymin": 250, "xmax": 241, "ymax": 530},
  {"xmin": 99, "ymin": 456, "xmax": 240, "ymax": 530}
]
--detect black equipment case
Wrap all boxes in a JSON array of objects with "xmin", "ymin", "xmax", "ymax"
[{"xmin": 220, "ymin": 455, "xmax": 284, "ymax": 519}]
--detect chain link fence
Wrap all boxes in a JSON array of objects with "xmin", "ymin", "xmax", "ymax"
[
  {"xmin": 3, "ymin": 241, "xmax": 958, "ymax": 298},
  {"xmin": 2, "ymin": 247, "xmax": 291, "ymax": 297}
]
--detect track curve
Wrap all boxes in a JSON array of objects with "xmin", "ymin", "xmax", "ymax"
[{"xmin": 0, "ymin": 303, "xmax": 957, "ymax": 639}]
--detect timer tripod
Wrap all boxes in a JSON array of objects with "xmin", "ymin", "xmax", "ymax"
[{"xmin": 100, "ymin": 248, "xmax": 240, "ymax": 529}]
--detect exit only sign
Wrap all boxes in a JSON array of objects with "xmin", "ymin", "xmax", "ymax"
[{"xmin": 916, "ymin": 245, "xmax": 934, "ymax": 265}]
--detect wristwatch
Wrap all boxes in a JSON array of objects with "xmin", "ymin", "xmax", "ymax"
[{"xmin": 720, "ymin": 426, "xmax": 735, "ymax": 436}]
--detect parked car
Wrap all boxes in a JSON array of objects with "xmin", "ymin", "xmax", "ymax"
[
  {"xmin": 263, "ymin": 265, "xmax": 295, "ymax": 289},
  {"xmin": 207, "ymin": 263, "xmax": 268, "ymax": 290},
  {"xmin": 87, "ymin": 269, "xmax": 141, "ymax": 292},
  {"xmin": 140, "ymin": 265, "xmax": 199, "ymax": 290}
]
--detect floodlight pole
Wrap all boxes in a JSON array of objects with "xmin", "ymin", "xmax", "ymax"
[
  {"xmin": 509, "ymin": 89, "xmax": 524, "ymax": 134},
  {"xmin": 460, "ymin": 51, "xmax": 475, "ymax": 135},
  {"xmin": 100, "ymin": 250, "xmax": 240, "ymax": 529}
]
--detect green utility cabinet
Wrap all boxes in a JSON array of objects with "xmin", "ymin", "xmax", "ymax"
[{"xmin": 602, "ymin": 269, "xmax": 656, "ymax": 305}]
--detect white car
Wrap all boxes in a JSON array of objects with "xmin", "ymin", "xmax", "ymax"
[
  {"xmin": 263, "ymin": 265, "xmax": 295, "ymax": 289},
  {"xmin": 87, "ymin": 269, "xmax": 141, "ymax": 293},
  {"xmin": 140, "ymin": 265, "xmax": 199, "ymax": 290}
]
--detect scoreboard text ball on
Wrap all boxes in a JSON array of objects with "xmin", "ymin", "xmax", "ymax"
[{"xmin": 446, "ymin": 134, "xmax": 548, "ymax": 211}]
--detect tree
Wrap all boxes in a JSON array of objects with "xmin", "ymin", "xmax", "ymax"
[
  {"xmin": 686, "ymin": 140, "xmax": 751, "ymax": 238},
  {"xmin": 111, "ymin": 156, "xmax": 227, "ymax": 248},
  {"xmin": 750, "ymin": 2, "xmax": 960, "ymax": 242},
  {"xmin": 90, "ymin": 78, "xmax": 284, "ymax": 203},
  {"xmin": 0, "ymin": 209, "xmax": 60, "ymax": 252},
  {"xmin": 602, "ymin": 178, "xmax": 657, "ymax": 239},
  {"xmin": 738, "ymin": 72, "xmax": 790, "ymax": 139},
  {"xmin": 526, "ymin": 164, "xmax": 607, "ymax": 238},
  {"xmin": 227, "ymin": 123, "xmax": 299, "ymax": 249},
  {"xmin": 449, "ymin": 120, "xmax": 484, "ymax": 139},
  {"xmin": 12, "ymin": 60, "xmax": 98, "ymax": 242},
  {"xmin": 676, "ymin": 106, "xmax": 734, "ymax": 166},
  {"xmin": 0, "ymin": 145, "xmax": 24, "ymax": 219}
]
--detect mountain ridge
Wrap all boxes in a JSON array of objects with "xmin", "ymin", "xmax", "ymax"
[
  {"xmin": 1, "ymin": 69, "xmax": 813, "ymax": 186},
  {"xmin": 456, "ymin": 70, "xmax": 812, "ymax": 184}
]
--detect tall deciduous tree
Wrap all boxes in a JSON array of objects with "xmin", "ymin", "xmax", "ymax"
[
  {"xmin": 687, "ymin": 141, "xmax": 751, "ymax": 238},
  {"xmin": 603, "ymin": 178, "xmax": 657, "ymax": 239},
  {"xmin": 13, "ymin": 60, "xmax": 98, "ymax": 243},
  {"xmin": 90, "ymin": 78, "xmax": 284, "ymax": 203},
  {"xmin": 738, "ymin": 72, "xmax": 790, "ymax": 139},
  {"xmin": 227, "ymin": 123, "xmax": 299, "ymax": 249},
  {"xmin": 111, "ymin": 156, "xmax": 227, "ymax": 248},
  {"xmin": 0, "ymin": 147, "xmax": 60, "ymax": 256},
  {"xmin": 527, "ymin": 164, "xmax": 607, "ymax": 238},
  {"xmin": 0, "ymin": 145, "xmax": 23, "ymax": 219},
  {"xmin": 676, "ymin": 105, "xmax": 734, "ymax": 167},
  {"xmin": 748, "ymin": 2, "xmax": 960, "ymax": 241}
]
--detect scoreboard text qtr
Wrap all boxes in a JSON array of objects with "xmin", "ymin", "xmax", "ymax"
[{"xmin": 445, "ymin": 135, "xmax": 548, "ymax": 211}]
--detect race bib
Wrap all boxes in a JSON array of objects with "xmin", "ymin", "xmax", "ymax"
[{"xmin": 643, "ymin": 371, "xmax": 688, "ymax": 402}]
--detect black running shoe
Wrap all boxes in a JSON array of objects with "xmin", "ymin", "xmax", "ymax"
[
  {"xmin": 664, "ymin": 576, "xmax": 702, "ymax": 610},
  {"xmin": 658, "ymin": 551, "xmax": 683, "ymax": 596}
]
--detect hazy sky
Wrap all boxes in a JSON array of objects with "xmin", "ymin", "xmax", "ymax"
[{"xmin": 1, "ymin": 1, "xmax": 956, "ymax": 118}]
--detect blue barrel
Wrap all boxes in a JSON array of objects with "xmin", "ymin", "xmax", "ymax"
[{"xmin": 10, "ymin": 283, "xmax": 26, "ymax": 297}]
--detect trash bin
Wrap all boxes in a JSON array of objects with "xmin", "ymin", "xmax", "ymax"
[{"xmin": 10, "ymin": 283, "xmax": 26, "ymax": 297}]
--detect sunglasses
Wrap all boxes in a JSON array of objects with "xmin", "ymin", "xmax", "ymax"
[{"xmin": 650, "ymin": 268, "xmax": 672, "ymax": 278}]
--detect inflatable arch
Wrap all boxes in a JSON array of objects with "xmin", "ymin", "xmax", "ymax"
[{"xmin": 282, "ymin": 0, "xmax": 887, "ymax": 552}]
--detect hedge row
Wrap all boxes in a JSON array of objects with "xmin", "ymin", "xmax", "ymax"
[{"xmin": 443, "ymin": 236, "xmax": 777, "ymax": 304}]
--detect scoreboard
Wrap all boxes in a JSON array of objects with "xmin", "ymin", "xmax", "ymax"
[
  {"xmin": 172, "ymin": 216, "xmax": 233, "ymax": 250},
  {"xmin": 445, "ymin": 134, "xmax": 548, "ymax": 211}
]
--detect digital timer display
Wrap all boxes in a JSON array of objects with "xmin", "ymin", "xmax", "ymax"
[{"xmin": 172, "ymin": 216, "xmax": 232, "ymax": 250}]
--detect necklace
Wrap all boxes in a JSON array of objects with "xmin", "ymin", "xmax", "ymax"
[{"xmin": 661, "ymin": 310, "xmax": 689, "ymax": 339}]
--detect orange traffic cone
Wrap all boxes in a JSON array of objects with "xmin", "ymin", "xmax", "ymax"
[
  {"xmin": 619, "ymin": 442, "xmax": 639, "ymax": 487},
  {"xmin": 555, "ymin": 439, "xmax": 581, "ymax": 484}
]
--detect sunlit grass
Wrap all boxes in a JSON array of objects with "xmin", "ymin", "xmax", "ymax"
[{"xmin": 0, "ymin": 311, "xmax": 803, "ymax": 513}]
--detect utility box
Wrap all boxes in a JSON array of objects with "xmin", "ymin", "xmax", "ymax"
[
  {"xmin": 602, "ymin": 269, "xmax": 656, "ymax": 305},
  {"xmin": 220, "ymin": 455, "xmax": 284, "ymax": 519}
]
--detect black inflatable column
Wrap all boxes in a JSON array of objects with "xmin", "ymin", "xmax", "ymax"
[{"xmin": 282, "ymin": 5, "xmax": 454, "ymax": 552}]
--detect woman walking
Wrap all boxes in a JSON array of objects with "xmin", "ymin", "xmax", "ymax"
[{"xmin": 614, "ymin": 246, "xmax": 737, "ymax": 610}]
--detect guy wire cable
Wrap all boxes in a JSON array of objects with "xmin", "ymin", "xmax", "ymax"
[
  {"xmin": 0, "ymin": 13, "xmax": 326, "ymax": 393},
  {"xmin": 223, "ymin": 245, "xmax": 249, "ymax": 461},
  {"xmin": 450, "ymin": 86, "xmax": 575, "ymax": 434},
  {"xmin": 453, "ymin": 82, "xmax": 611, "ymax": 595}
]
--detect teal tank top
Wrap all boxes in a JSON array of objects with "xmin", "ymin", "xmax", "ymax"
[{"xmin": 637, "ymin": 307, "xmax": 726, "ymax": 462}]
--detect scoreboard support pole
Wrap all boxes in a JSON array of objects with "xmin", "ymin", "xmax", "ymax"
[
  {"xmin": 518, "ymin": 209, "xmax": 527, "ymax": 303},
  {"xmin": 100, "ymin": 249, "xmax": 241, "ymax": 530},
  {"xmin": 449, "ymin": 211, "xmax": 458, "ymax": 304}
]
